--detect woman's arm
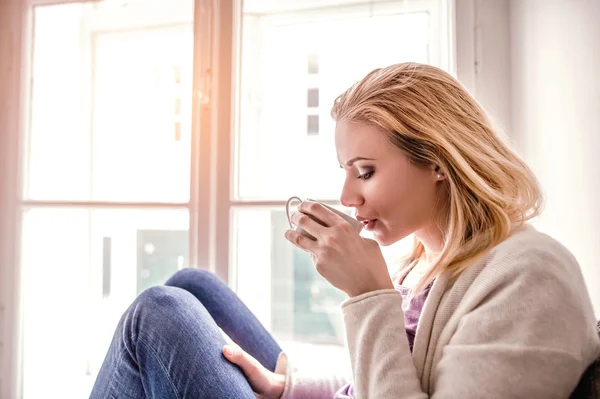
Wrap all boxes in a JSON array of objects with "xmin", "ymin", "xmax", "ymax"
[
  {"xmin": 343, "ymin": 290, "xmax": 426, "ymax": 399},
  {"xmin": 341, "ymin": 246, "xmax": 600, "ymax": 399},
  {"xmin": 276, "ymin": 351, "xmax": 351, "ymax": 399}
]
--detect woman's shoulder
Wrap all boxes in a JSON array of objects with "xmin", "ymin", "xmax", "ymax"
[
  {"xmin": 453, "ymin": 223, "xmax": 596, "ymax": 332},
  {"xmin": 465, "ymin": 224, "xmax": 598, "ymax": 330},
  {"xmin": 483, "ymin": 224, "xmax": 580, "ymax": 279},
  {"xmin": 465, "ymin": 224, "xmax": 599, "ymax": 350},
  {"xmin": 456, "ymin": 223, "xmax": 592, "ymax": 312}
]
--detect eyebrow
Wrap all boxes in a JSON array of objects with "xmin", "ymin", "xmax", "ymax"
[{"xmin": 344, "ymin": 157, "xmax": 376, "ymax": 166}]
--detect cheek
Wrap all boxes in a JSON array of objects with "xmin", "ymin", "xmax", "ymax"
[
  {"xmin": 368, "ymin": 175, "xmax": 415, "ymax": 215},
  {"xmin": 378, "ymin": 172, "xmax": 434, "ymax": 221}
]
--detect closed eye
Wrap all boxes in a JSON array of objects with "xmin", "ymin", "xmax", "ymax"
[{"xmin": 358, "ymin": 170, "xmax": 374, "ymax": 180}]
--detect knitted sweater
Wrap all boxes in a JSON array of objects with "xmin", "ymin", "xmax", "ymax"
[{"xmin": 274, "ymin": 225, "xmax": 600, "ymax": 399}]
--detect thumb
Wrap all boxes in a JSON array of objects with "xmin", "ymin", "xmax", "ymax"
[
  {"xmin": 223, "ymin": 344, "xmax": 261, "ymax": 377},
  {"xmin": 222, "ymin": 344, "xmax": 241, "ymax": 361},
  {"xmin": 223, "ymin": 344, "xmax": 283, "ymax": 398}
]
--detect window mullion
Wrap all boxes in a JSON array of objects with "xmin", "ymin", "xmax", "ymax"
[
  {"xmin": 0, "ymin": 2, "xmax": 28, "ymax": 399},
  {"xmin": 210, "ymin": 0, "xmax": 235, "ymax": 283},
  {"xmin": 229, "ymin": 199, "xmax": 342, "ymax": 207},
  {"xmin": 191, "ymin": 0, "xmax": 236, "ymax": 283},
  {"xmin": 189, "ymin": 0, "xmax": 213, "ymax": 273}
]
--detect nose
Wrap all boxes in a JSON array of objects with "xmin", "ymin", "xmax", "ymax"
[{"xmin": 339, "ymin": 178, "xmax": 364, "ymax": 208}]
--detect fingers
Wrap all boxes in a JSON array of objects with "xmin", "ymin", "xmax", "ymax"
[
  {"xmin": 289, "ymin": 201, "xmax": 341, "ymax": 240},
  {"xmin": 223, "ymin": 344, "xmax": 262, "ymax": 379},
  {"xmin": 289, "ymin": 210, "xmax": 327, "ymax": 239},
  {"xmin": 223, "ymin": 344, "xmax": 279, "ymax": 397},
  {"xmin": 285, "ymin": 228, "xmax": 318, "ymax": 252},
  {"xmin": 298, "ymin": 201, "xmax": 340, "ymax": 226}
]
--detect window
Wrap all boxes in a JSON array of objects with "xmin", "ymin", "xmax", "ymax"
[
  {"xmin": 9, "ymin": 0, "xmax": 452, "ymax": 397},
  {"xmin": 20, "ymin": 1, "xmax": 196, "ymax": 397},
  {"xmin": 233, "ymin": 0, "xmax": 451, "ymax": 347}
]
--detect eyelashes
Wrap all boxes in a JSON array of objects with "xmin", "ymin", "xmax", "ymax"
[{"xmin": 358, "ymin": 170, "xmax": 374, "ymax": 180}]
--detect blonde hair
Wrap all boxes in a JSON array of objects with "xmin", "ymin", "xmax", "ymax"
[{"xmin": 331, "ymin": 62, "xmax": 543, "ymax": 294}]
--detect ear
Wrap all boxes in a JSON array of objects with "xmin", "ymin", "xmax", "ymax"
[{"xmin": 434, "ymin": 165, "xmax": 446, "ymax": 181}]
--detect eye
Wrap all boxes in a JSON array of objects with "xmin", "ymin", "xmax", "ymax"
[{"xmin": 358, "ymin": 170, "xmax": 374, "ymax": 180}]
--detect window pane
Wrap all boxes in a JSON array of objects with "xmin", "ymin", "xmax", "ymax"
[
  {"xmin": 307, "ymin": 88, "xmax": 319, "ymax": 108},
  {"xmin": 26, "ymin": 1, "xmax": 194, "ymax": 202},
  {"xmin": 232, "ymin": 206, "xmax": 415, "ymax": 346},
  {"xmin": 233, "ymin": 207, "xmax": 355, "ymax": 345},
  {"xmin": 236, "ymin": 3, "xmax": 430, "ymax": 200},
  {"xmin": 20, "ymin": 208, "xmax": 188, "ymax": 399},
  {"xmin": 307, "ymin": 53, "xmax": 319, "ymax": 75},
  {"xmin": 307, "ymin": 114, "xmax": 319, "ymax": 135}
]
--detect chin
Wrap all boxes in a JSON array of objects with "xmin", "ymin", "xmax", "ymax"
[
  {"xmin": 371, "ymin": 231, "xmax": 397, "ymax": 246},
  {"xmin": 373, "ymin": 228, "xmax": 412, "ymax": 246}
]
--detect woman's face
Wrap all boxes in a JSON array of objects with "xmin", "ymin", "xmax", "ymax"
[{"xmin": 335, "ymin": 120, "xmax": 444, "ymax": 246}]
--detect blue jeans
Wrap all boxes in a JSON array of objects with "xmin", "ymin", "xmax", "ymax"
[{"xmin": 89, "ymin": 268, "xmax": 283, "ymax": 398}]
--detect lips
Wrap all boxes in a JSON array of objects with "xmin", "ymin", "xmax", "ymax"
[
  {"xmin": 356, "ymin": 215, "xmax": 375, "ymax": 223},
  {"xmin": 356, "ymin": 215, "xmax": 378, "ymax": 230}
]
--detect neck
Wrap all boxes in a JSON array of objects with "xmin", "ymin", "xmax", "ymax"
[
  {"xmin": 415, "ymin": 190, "xmax": 449, "ymax": 265},
  {"xmin": 414, "ymin": 222, "xmax": 446, "ymax": 265}
]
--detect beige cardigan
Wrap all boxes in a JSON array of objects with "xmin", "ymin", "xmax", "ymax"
[{"xmin": 276, "ymin": 226, "xmax": 600, "ymax": 398}]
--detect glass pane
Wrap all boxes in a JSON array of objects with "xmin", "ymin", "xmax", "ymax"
[
  {"xmin": 236, "ymin": 2, "xmax": 431, "ymax": 200},
  {"xmin": 26, "ymin": 1, "xmax": 194, "ymax": 202},
  {"xmin": 232, "ymin": 206, "xmax": 415, "ymax": 345},
  {"xmin": 232, "ymin": 207, "xmax": 347, "ymax": 345},
  {"xmin": 20, "ymin": 208, "xmax": 189, "ymax": 399}
]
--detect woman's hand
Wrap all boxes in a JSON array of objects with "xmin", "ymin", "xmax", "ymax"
[
  {"xmin": 222, "ymin": 344, "xmax": 285, "ymax": 399},
  {"xmin": 284, "ymin": 201, "xmax": 394, "ymax": 297}
]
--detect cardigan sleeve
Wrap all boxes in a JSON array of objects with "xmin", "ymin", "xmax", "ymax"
[
  {"xmin": 276, "ymin": 350, "xmax": 352, "ymax": 399},
  {"xmin": 340, "ymin": 242, "xmax": 600, "ymax": 399}
]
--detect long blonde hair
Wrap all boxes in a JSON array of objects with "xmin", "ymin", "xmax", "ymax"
[{"xmin": 331, "ymin": 62, "xmax": 543, "ymax": 294}]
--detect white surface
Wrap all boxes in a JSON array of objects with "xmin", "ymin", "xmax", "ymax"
[
  {"xmin": 509, "ymin": 0, "xmax": 600, "ymax": 316},
  {"xmin": 455, "ymin": 0, "xmax": 600, "ymax": 315}
]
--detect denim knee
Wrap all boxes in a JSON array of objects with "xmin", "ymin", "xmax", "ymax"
[
  {"xmin": 165, "ymin": 267, "xmax": 222, "ymax": 290},
  {"xmin": 135, "ymin": 285, "xmax": 193, "ymax": 312},
  {"xmin": 117, "ymin": 286, "xmax": 193, "ymax": 342}
]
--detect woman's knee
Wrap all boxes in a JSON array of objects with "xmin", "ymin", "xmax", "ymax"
[
  {"xmin": 123, "ymin": 286, "xmax": 221, "ymax": 351},
  {"xmin": 165, "ymin": 267, "xmax": 224, "ymax": 291},
  {"xmin": 135, "ymin": 285, "xmax": 194, "ymax": 313},
  {"xmin": 118, "ymin": 286, "xmax": 197, "ymax": 339}
]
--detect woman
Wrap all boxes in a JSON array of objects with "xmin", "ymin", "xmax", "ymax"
[{"xmin": 90, "ymin": 63, "xmax": 600, "ymax": 399}]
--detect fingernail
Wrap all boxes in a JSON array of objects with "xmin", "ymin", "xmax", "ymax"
[{"xmin": 223, "ymin": 345, "xmax": 235, "ymax": 357}]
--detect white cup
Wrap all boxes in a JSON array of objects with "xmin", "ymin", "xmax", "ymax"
[{"xmin": 285, "ymin": 196, "xmax": 364, "ymax": 240}]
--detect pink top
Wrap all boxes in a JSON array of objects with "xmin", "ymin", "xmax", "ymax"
[{"xmin": 331, "ymin": 278, "xmax": 433, "ymax": 398}]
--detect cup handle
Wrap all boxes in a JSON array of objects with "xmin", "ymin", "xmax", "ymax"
[{"xmin": 285, "ymin": 196, "xmax": 303, "ymax": 229}]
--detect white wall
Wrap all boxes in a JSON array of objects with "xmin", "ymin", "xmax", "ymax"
[
  {"xmin": 456, "ymin": 0, "xmax": 513, "ymax": 132},
  {"xmin": 510, "ymin": 0, "xmax": 600, "ymax": 315},
  {"xmin": 458, "ymin": 0, "xmax": 600, "ymax": 315}
]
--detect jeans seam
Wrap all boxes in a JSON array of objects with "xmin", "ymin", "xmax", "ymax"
[
  {"xmin": 106, "ymin": 347, "xmax": 130, "ymax": 399},
  {"xmin": 138, "ymin": 335, "xmax": 183, "ymax": 399}
]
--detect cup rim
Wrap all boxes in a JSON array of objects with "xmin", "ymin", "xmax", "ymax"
[{"xmin": 285, "ymin": 196, "xmax": 363, "ymax": 232}]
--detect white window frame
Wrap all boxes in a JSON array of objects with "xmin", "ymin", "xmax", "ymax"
[
  {"xmin": 0, "ymin": 2, "xmax": 28, "ymax": 398},
  {"xmin": 1, "ymin": 1, "xmax": 216, "ymax": 397},
  {"xmin": 228, "ymin": 0, "xmax": 454, "ymax": 290},
  {"xmin": 0, "ymin": 0, "xmax": 454, "ymax": 396}
]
